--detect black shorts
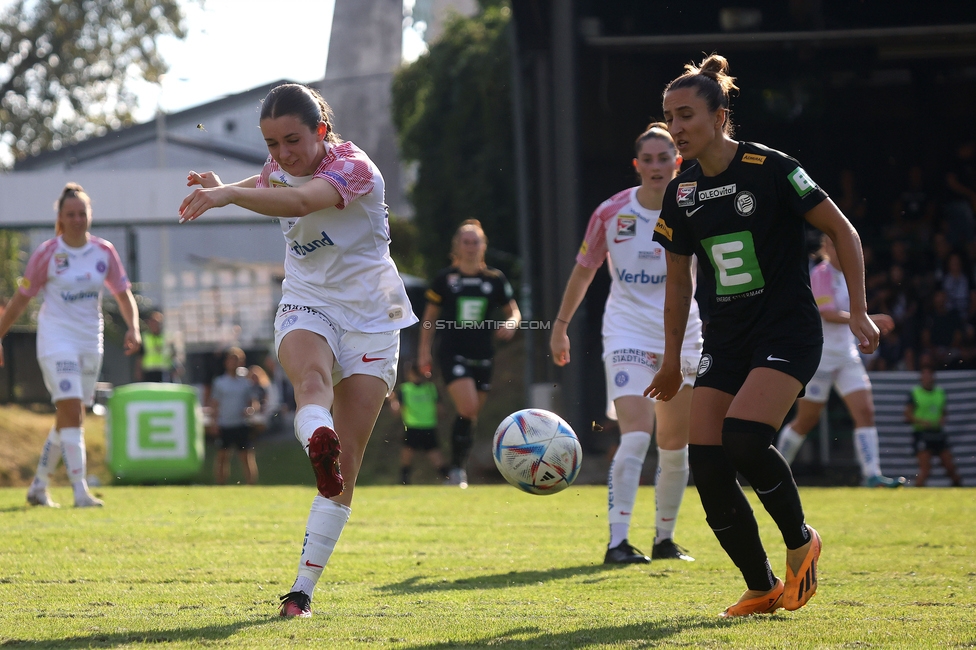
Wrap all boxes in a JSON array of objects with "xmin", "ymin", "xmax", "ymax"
[
  {"xmin": 913, "ymin": 429, "xmax": 948, "ymax": 455},
  {"xmin": 217, "ymin": 425, "xmax": 253, "ymax": 451},
  {"xmin": 694, "ymin": 340, "xmax": 822, "ymax": 398},
  {"xmin": 438, "ymin": 353, "xmax": 493, "ymax": 392},
  {"xmin": 404, "ymin": 427, "xmax": 439, "ymax": 451}
]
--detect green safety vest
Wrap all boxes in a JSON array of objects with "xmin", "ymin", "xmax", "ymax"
[
  {"xmin": 910, "ymin": 385, "xmax": 946, "ymax": 431},
  {"xmin": 142, "ymin": 332, "xmax": 171, "ymax": 371},
  {"xmin": 400, "ymin": 382, "xmax": 438, "ymax": 429}
]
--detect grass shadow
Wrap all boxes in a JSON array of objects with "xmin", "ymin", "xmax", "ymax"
[
  {"xmin": 0, "ymin": 617, "xmax": 276, "ymax": 649},
  {"xmin": 378, "ymin": 563, "xmax": 627, "ymax": 594},
  {"xmin": 398, "ymin": 615, "xmax": 751, "ymax": 649}
]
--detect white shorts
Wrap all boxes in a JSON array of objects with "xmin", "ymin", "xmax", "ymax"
[
  {"xmin": 802, "ymin": 347, "xmax": 870, "ymax": 404},
  {"xmin": 38, "ymin": 352, "xmax": 103, "ymax": 405},
  {"xmin": 603, "ymin": 347, "xmax": 699, "ymax": 420},
  {"xmin": 273, "ymin": 303, "xmax": 400, "ymax": 393}
]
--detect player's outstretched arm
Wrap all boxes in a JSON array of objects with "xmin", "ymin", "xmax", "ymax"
[
  {"xmin": 550, "ymin": 263, "xmax": 599, "ymax": 366},
  {"xmin": 179, "ymin": 174, "xmax": 341, "ymax": 223},
  {"xmin": 804, "ymin": 198, "xmax": 879, "ymax": 353},
  {"xmin": 113, "ymin": 289, "xmax": 142, "ymax": 355},
  {"xmin": 0, "ymin": 292, "xmax": 32, "ymax": 367},
  {"xmin": 645, "ymin": 250, "xmax": 692, "ymax": 402}
]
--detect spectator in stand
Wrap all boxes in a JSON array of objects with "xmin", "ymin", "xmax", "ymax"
[
  {"xmin": 836, "ymin": 168, "xmax": 873, "ymax": 242},
  {"xmin": 881, "ymin": 264, "xmax": 920, "ymax": 370},
  {"xmin": 891, "ymin": 165, "xmax": 937, "ymax": 248},
  {"xmin": 905, "ymin": 362, "xmax": 963, "ymax": 487},
  {"xmin": 942, "ymin": 252, "xmax": 970, "ymax": 319},
  {"xmin": 920, "ymin": 290, "xmax": 969, "ymax": 368},
  {"xmin": 929, "ymin": 233, "xmax": 953, "ymax": 284},
  {"xmin": 943, "ymin": 140, "xmax": 976, "ymax": 245}
]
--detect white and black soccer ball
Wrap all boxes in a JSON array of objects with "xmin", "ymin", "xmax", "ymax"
[{"xmin": 492, "ymin": 409, "xmax": 582, "ymax": 495}]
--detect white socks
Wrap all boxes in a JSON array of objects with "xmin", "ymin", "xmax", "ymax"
[
  {"xmin": 294, "ymin": 404, "xmax": 334, "ymax": 451},
  {"xmin": 654, "ymin": 446, "xmax": 689, "ymax": 545},
  {"xmin": 777, "ymin": 425, "xmax": 807, "ymax": 465},
  {"xmin": 291, "ymin": 495, "xmax": 351, "ymax": 597},
  {"xmin": 31, "ymin": 427, "xmax": 62, "ymax": 489},
  {"xmin": 59, "ymin": 427, "xmax": 91, "ymax": 498},
  {"xmin": 854, "ymin": 426, "xmax": 882, "ymax": 478},
  {"xmin": 608, "ymin": 431, "xmax": 651, "ymax": 548}
]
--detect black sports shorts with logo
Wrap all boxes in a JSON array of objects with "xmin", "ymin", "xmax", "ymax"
[
  {"xmin": 438, "ymin": 352, "xmax": 493, "ymax": 392},
  {"xmin": 694, "ymin": 340, "xmax": 822, "ymax": 398}
]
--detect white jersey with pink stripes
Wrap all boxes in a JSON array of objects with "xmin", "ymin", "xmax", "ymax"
[
  {"xmin": 810, "ymin": 260, "xmax": 857, "ymax": 355},
  {"xmin": 577, "ymin": 187, "xmax": 702, "ymax": 355},
  {"xmin": 257, "ymin": 140, "xmax": 417, "ymax": 333},
  {"xmin": 18, "ymin": 235, "xmax": 130, "ymax": 356}
]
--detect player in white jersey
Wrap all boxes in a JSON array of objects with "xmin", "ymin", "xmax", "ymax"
[
  {"xmin": 550, "ymin": 123, "xmax": 702, "ymax": 564},
  {"xmin": 178, "ymin": 83, "xmax": 418, "ymax": 619},
  {"xmin": 0, "ymin": 183, "xmax": 141, "ymax": 508},
  {"xmin": 776, "ymin": 234, "xmax": 905, "ymax": 487}
]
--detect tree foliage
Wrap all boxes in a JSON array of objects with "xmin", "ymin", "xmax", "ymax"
[
  {"xmin": 0, "ymin": 0, "xmax": 186, "ymax": 165},
  {"xmin": 392, "ymin": 3, "xmax": 516, "ymax": 277}
]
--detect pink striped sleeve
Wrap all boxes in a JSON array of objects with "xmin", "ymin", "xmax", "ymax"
[
  {"xmin": 810, "ymin": 262, "xmax": 836, "ymax": 311},
  {"xmin": 17, "ymin": 239, "xmax": 57, "ymax": 298},
  {"xmin": 95, "ymin": 238, "xmax": 131, "ymax": 295},
  {"xmin": 576, "ymin": 192, "xmax": 629, "ymax": 268},
  {"xmin": 255, "ymin": 157, "xmax": 276, "ymax": 189},
  {"xmin": 314, "ymin": 142, "xmax": 376, "ymax": 210}
]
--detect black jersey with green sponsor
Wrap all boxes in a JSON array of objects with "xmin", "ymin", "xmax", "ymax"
[
  {"xmin": 426, "ymin": 265, "xmax": 514, "ymax": 359},
  {"xmin": 653, "ymin": 142, "xmax": 827, "ymax": 350}
]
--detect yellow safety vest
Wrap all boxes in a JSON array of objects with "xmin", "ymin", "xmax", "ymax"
[{"xmin": 142, "ymin": 332, "xmax": 170, "ymax": 371}]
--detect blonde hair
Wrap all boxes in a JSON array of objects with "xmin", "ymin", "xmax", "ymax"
[
  {"xmin": 54, "ymin": 182, "xmax": 91, "ymax": 236},
  {"xmin": 449, "ymin": 219, "xmax": 487, "ymax": 267},
  {"xmin": 664, "ymin": 53, "xmax": 740, "ymax": 135}
]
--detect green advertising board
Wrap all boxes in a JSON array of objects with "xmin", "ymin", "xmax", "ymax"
[{"xmin": 106, "ymin": 383, "xmax": 204, "ymax": 483}]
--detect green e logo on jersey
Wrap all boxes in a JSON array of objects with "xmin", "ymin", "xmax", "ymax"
[
  {"xmin": 457, "ymin": 296, "xmax": 488, "ymax": 324},
  {"xmin": 702, "ymin": 231, "xmax": 765, "ymax": 295},
  {"xmin": 788, "ymin": 167, "xmax": 817, "ymax": 197}
]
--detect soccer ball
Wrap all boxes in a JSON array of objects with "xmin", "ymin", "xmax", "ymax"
[{"xmin": 492, "ymin": 409, "xmax": 582, "ymax": 495}]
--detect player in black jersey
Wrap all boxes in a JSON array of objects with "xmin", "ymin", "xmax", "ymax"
[
  {"xmin": 646, "ymin": 54, "xmax": 880, "ymax": 617},
  {"xmin": 418, "ymin": 220, "xmax": 521, "ymax": 487}
]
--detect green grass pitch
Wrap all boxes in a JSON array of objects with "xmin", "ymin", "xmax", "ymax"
[{"xmin": 1, "ymin": 485, "xmax": 973, "ymax": 648}]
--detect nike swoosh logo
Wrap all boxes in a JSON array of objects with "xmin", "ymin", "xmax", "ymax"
[
  {"xmin": 766, "ymin": 355, "xmax": 789, "ymax": 363},
  {"xmin": 362, "ymin": 354, "xmax": 383, "ymax": 363},
  {"xmin": 304, "ymin": 560, "xmax": 323, "ymax": 568},
  {"xmin": 661, "ymin": 517, "xmax": 675, "ymax": 522},
  {"xmin": 613, "ymin": 237, "xmax": 632, "ymax": 244},
  {"xmin": 620, "ymin": 511, "xmax": 631, "ymax": 515},
  {"xmin": 685, "ymin": 206, "xmax": 704, "ymax": 216}
]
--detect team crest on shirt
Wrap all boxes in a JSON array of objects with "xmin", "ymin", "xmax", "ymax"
[
  {"xmin": 734, "ymin": 191, "xmax": 756, "ymax": 216},
  {"xmin": 481, "ymin": 282, "xmax": 493, "ymax": 294},
  {"xmin": 96, "ymin": 260, "xmax": 107, "ymax": 273},
  {"xmin": 614, "ymin": 216, "xmax": 637, "ymax": 243},
  {"xmin": 54, "ymin": 253, "xmax": 69, "ymax": 273},
  {"xmin": 676, "ymin": 182, "xmax": 697, "ymax": 207},
  {"xmin": 447, "ymin": 273, "xmax": 461, "ymax": 293}
]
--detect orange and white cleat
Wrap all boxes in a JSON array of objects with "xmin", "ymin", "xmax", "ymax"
[
  {"xmin": 720, "ymin": 578, "xmax": 785, "ymax": 617},
  {"xmin": 783, "ymin": 525, "xmax": 821, "ymax": 611}
]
